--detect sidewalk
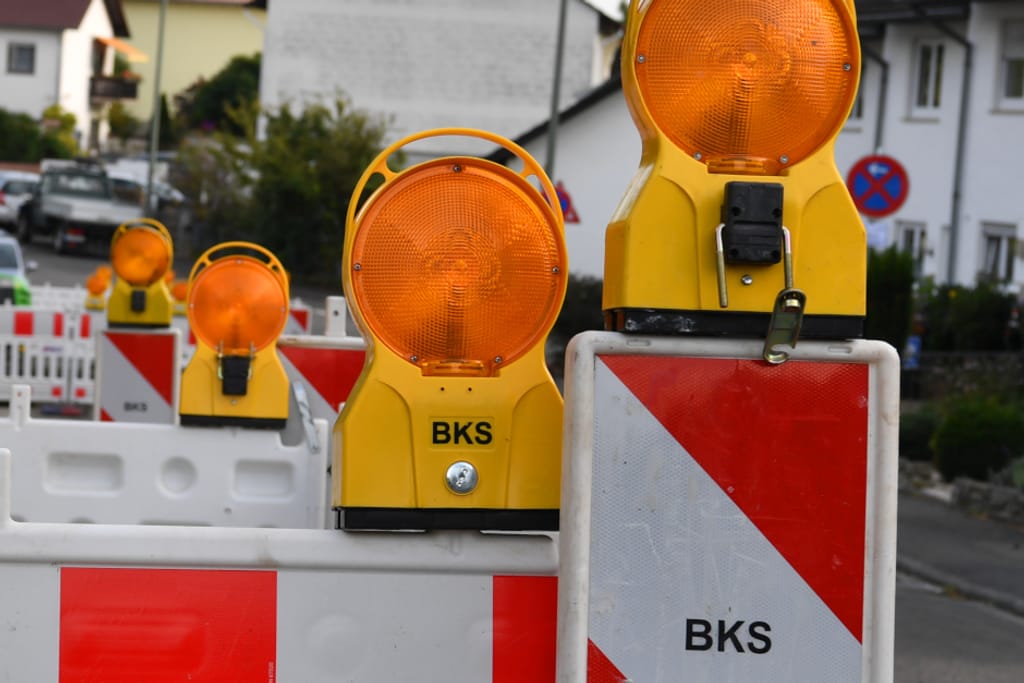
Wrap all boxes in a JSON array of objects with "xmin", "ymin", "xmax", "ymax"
[{"xmin": 897, "ymin": 491, "xmax": 1024, "ymax": 616}]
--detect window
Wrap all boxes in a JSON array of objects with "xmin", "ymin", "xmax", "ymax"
[
  {"xmin": 896, "ymin": 221, "xmax": 927, "ymax": 276},
  {"xmin": 1000, "ymin": 20, "xmax": 1024, "ymax": 108},
  {"xmin": 6, "ymin": 43, "xmax": 35, "ymax": 75},
  {"xmin": 980, "ymin": 223, "xmax": 1017, "ymax": 282},
  {"xmin": 912, "ymin": 39, "xmax": 944, "ymax": 114}
]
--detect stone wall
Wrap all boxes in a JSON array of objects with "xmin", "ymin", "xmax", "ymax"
[{"xmin": 953, "ymin": 478, "xmax": 1024, "ymax": 526}]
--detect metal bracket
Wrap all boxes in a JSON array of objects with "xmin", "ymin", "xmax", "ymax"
[
  {"xmin": 716, "ymin": 225, "xmax": 795, "ymax": 306},
  {"xmin": 291, "ymin": 382, "xmax": 322, "ymax": 454},
  {"xmin": 763, "ymin": 288, "xmax": 807, "ymax": 364}
]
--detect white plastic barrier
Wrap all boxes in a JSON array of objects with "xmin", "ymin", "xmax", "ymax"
[
  {"xmin": 0, "ymin": 307, "xmax": 71, "ymax": 402},
  {"xmin": 0, "ymin": 446, "xmax": 559, "ymax": 682},
  {"xmin": 29, "ymin": 283, "xmax": 88, "ymax": 311},
  {"xmin": 3, "ymin": 384, "xmax": 330, "ymax": 529}
]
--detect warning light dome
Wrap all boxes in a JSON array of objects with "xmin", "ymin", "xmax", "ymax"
[
  {"xmin": 187, "ymin": 243, "xmax": 289, "ymax": 355},
  {"xmin": 110, "ymin": 221, "xmax": 173, "ymax": 287},
  {"xmin": 347, "ymin": 134, "xmax": 566, "ymax": 377},
  {"xmin": 629, "ymin": 0, "xmax": 860, "ymax": 175}
]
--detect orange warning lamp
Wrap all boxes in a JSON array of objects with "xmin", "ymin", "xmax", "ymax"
[
  {"xmin": 605, "ymin": 0, "xmax": 864, "ymax": 361},
  {"xmin": 106, "ymin": 218, "xmax": 174, "ymax": 327},
  {"xmin": 84, "ymin": 266, "xmax": 111, "ymax": 311},
  {"xmin": 170, "ymin": 279, "xmax": 188, "ymax": 316},
  {"xmin": 334, "ymin": 127, "xmax": 567, "ymax": 530},
  {"xmin": 179, "ymin": 242, "xmax": 291, "ymax": 428}
]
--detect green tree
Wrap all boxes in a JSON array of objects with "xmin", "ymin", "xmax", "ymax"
[
  {"xmin": 0, "ymin": 108, "xmax": 42, "ymax": 161},
  {"xmin": 40, "ymin": 104, "xmax": 77, "ymax": 158},
  {"xmin": 182, "ymin": 53, "xmax": 261, "ymax": 136},
  {"xmin": 177, "ymin": 96, "xmax": 391, "ymax": 283},
  {"xmin": 108, "ymin": 101, "xmax": 141, "ymax": 144}
]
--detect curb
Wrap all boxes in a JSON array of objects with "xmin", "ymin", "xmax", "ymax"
[{"xmin": 897, "ymin": 555, "xmax": 1024, "ymax": 618}]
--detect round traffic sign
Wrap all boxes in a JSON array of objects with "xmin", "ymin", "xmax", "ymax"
[{"xmin": 846, "ymin": 154, "xmax": 909, "ymax": 218}]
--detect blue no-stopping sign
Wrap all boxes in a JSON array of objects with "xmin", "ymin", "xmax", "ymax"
[{"xmin": 846, "ymin": 155, "xmax": 909, "ymax": 218}]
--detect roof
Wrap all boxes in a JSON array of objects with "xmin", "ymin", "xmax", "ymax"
[
  {"xmin": 0, "ymin": 0, "xmax": 129, "ymax": 37},
  {"xmin": 488, "ymin": 76, "xmax": 624, "ymax": 165}
]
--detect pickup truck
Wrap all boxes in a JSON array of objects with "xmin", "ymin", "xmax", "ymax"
[{"xmin": 15, "ymin": 160, "xmax": 141, "ymax": 254}]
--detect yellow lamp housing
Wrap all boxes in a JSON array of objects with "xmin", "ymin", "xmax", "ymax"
[
  {"xmin": 106, "ymin": 219, "xmax": 174, "ymax": 327},
  {"xmin": 605, "ymin": 0, "xmax": 865, "ymax": 359},
  {"xmin": 179, "ymin": 242, "xmax": 291, "ymax": 429},
  {"xmin": 334, "ymin": 128, "xmax": 568, "ymax": 531}
]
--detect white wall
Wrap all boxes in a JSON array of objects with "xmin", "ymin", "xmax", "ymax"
[
  {"xmin": 835, "ymin": 4, "xmax": 1024, "ymax": 289},
  {"xmin": 260, "ymin": 0, "xmax": 601, "ymax": 158},
  {"xmin": 516, "ymin": 90, "xmax": 637, "ymax": 279},
  {"xmin": 58, "ymin": 0, "xmax": 115, "ymax": 148},
  {"xmin": 0, "ymin": 29, "xmax": 61, "ymax": 119}
]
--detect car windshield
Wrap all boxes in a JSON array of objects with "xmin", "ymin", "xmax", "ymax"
[
  {"xmin": 43, "ymin": 172, "xmax": 110, "ymax": 199},
  {"xmin": 2, "ymin": 180, "xmax": 35, "ymax": 194},
  {"xmin": 0, "ymin": 244, "xmax": 20, "ymax": 270}
]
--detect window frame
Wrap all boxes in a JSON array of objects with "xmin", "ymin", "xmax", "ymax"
[
  {"xmin": 998, "ymin": 19, "xmax": 1024, "ymax": 111},
  {"xmin": 910, "ymin": 38, "xmax": 945, "ymax": 117},
  {"xmin": 6, "ymin": 42, "xmax": 36, "ymax": 75},
  {"xmin": 979, "ymin": 222, "xmax": 1018, "ymax": 283}
]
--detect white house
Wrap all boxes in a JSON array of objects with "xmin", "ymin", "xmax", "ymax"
[
  {"xmin": 500, "ymin": 0, "xmax": 1024, "ymax": 291},
  {"xmin": 0, "ymin": 0, "xmax": 141, "ymax": 152},
  {"xmin": 258, "ymin": 0, "xmax": 619, "ymax": 160}
]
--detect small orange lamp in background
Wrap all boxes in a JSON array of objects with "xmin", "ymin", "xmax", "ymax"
[
  {"xmin": 84, "ymin": 264, "xmax": 113, "ymax": 311},
  {"xmin": 334, "ymin": 127, "xmax": 567, "ymax": 531},
  {"xmin": 179, "ymin": 241, "xmax": 291, "ymax": 428},
  {"xmin": 170, "ymin": 278, "xmax": 188, "ymax": 317},
  {"xmin": 106, "ymin": 218, "xmax": 174, "ymax": 327}
]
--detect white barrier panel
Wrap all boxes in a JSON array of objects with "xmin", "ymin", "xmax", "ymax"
[
  {"xmin": 0, "ymin": 308, "xmax": 70, "ymax": 402},
  {"xmin": 3, "ymin": 385, "xmax": 330, "ymax": 529},
  {"xmin": 277, "ymin": 335, "xmax": 366, "ymax": 426},
  {"xmin": 29, "ymin": 283, "xmax": 87, "ymax": 311},
  {"xmin": 0, "ymin": 449, "xmax": 558, "ymax": 682}
]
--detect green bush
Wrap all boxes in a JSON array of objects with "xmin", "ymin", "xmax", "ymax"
[
  {"xmin": 866, "ymin": 246, "xmax": 914, "ymax": 354},
  {"xmin": 920, "ymin": 281, "xmax": 1016, "ymax": 351},
  {"xmin": 931, "ymin": 395, "xmax": 1024, "ymax": 481},
  {"xmin": 899, "ymin": 404, "xmax": 940, "ymax": 462}
]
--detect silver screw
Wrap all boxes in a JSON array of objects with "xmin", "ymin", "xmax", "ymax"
[
  {"xmin": 694, "ymin": 152, "xmax": 703, "ymax": 161},
  {"xmin": 741, "ymin": 275, "xmax": 754, "ymax": 286},
  {"xmin": 494, "ymin": 356, "xmax": 503, "ymax": 364},
  {"xmin": 552, "ymin": 266, "xmax": 560, "ymax": 274},
  {"xmin": 452, "ymin": 164, "xmax": 462, "ymax": 173},
  {"xmin": 637, "ymin": 54, "xmax": 646, "ymax": 64},
  {"xmin": 445, "ymin": 461, "xmax": 478, "ymax": 494},
  {"xmin": 780, "ymin": 155, "xmax": 790, "ymax": 165},
  {"xmin": 843, "ymin": 63, "xmax": 852, "ymax": 71},
  {"xmin": 353, "ymin": 263, "xmax": 361, "ymax": 271},
  {"xmin": 410, "ymin": 355, "xmax": 418, "ymax": 362}
]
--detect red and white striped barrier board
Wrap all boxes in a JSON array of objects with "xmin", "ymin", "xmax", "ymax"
[
  {"xmin": 278, "ymin": 335, "xmax": 366, "ymax": 425},
  {"xmin": 285, "ymin": 298, "xmax": 312, "ymax": 335},
  {"xmin": 0, "ymin": 307, "xmax": 69, "ymax": 401},
  {"xmin": 0, "ymin": 445, "xmax": 558, "ymax": 682},
  {"xmin": 558, "ymin": 334, "xmax": 900, "ymax": 683},
  {"xmin": 4, "ymin": 384, "xmax": 329, "ymax": 528},
  {"xmin": 95, "ymin": 329, "xmax": 180, "ymax": 424}
]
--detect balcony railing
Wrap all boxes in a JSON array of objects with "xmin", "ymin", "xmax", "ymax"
[{"xmin": 89, "ymin": 75, "xmax": 139, "ymax": 101}]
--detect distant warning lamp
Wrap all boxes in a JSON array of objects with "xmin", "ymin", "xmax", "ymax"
[
  {"xmin": 605, "ymin": 0, "xmax": 865, "ymax": 361},
  {"xmin": 334, "ymin": 128, "xmax": 567, "ymax": 531},
  {"xmin": 179, "ymin": 242, "xmax": 291, "ymax": 428},
  {"xmin": 84, "ymin": 265, "xmax": 112, "ymax": 311},
  {"xmin": 106, "ymin": 219, "xmax": 174, "ymax": 327}
]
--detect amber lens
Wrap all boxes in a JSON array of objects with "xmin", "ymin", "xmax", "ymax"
[
  {"xmin": 188, "ymin": 257, "xmax": 288, "ymax": 354},
  {"xmin": 635, "ymin": 0, "xmax": 859, "ymax": 174},
  {"xmin": 96, "ymin": 265, "xmax": 113, "ymax": 283},
  {"xmin": 86, "ymin": 274, "xmax": 107, "ymax": 296},
  {"xmin": 350, "ymin": 159, "xmax": 565, "ymax": 373},
  {"xmin": 111, "ymin": 227, "xmax": 170, "ymax": 286},
  {"xmin": 171, "ymin": 280, "xmax": 188, "ymax": 302}
]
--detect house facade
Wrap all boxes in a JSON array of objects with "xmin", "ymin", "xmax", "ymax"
[
  {"xmin": 120, "ymin": 0, "xmax": 267, "ymax": 121},
  {"xmin": 258, "ymin": 0, "xmax": 616, "ymax": 160},
  {"xmin": 840, "ymin": 0, "xmax": 1024, "ymax": 290},
  {"xmin": 0, "ymin": 0, "xmax": 135, "ymax": 151}
]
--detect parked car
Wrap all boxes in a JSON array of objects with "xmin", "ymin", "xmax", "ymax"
[
  {"xmin": 16, "ymin": 159, "xmax": 141, "ymax": 254},
  {"xmin": 0, "ymin": 234, "xmax": 37, "ymax": 305},
  {"xmin": 0, "ymin": 171, "xmax": 40, "ymax": 229}
]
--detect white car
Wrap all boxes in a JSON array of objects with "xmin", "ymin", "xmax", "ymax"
[{"xmin": 0, "ymin": 171, "xmax": 40, "ymax": 229}]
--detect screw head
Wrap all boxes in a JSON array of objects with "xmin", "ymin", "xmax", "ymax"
[{"xmin": 445, "ymin": 461, "xmax": 478, "ymax": 494}]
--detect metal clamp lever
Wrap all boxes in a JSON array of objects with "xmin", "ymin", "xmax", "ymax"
[{"xmin": 763, "ymin": 288, "xmax": 806, "ymax": 364}]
